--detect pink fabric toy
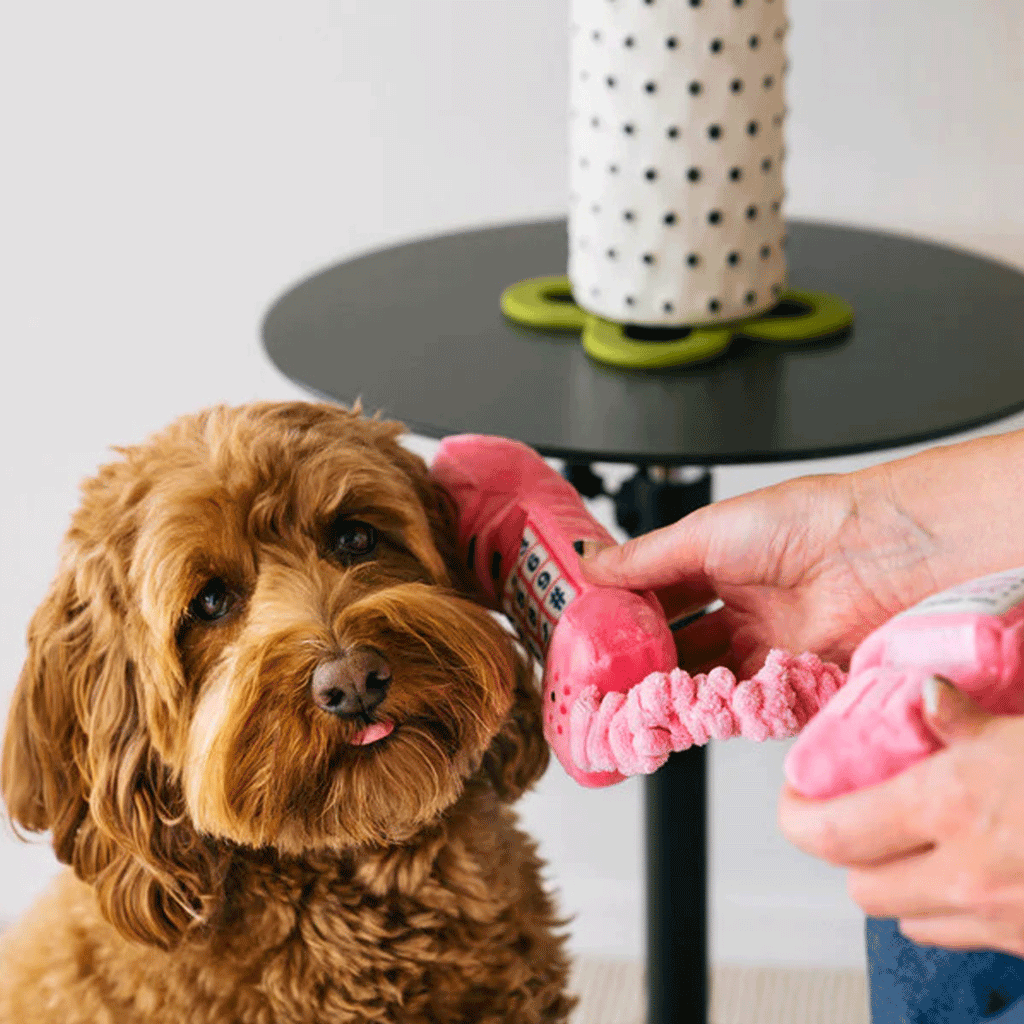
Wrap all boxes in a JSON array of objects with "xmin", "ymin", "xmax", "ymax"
[
  {"xmin": 785, "ymin": 566, "xmax": 1024, "ymax": 799},
  {"xmin": 431, "ymin": 434, "xmax": 844, "ymax": 786}
]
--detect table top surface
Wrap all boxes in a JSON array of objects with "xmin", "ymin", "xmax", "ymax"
[{"xmin": 262, "ymin": 219, "xmax": 1024, "ymax": 465}]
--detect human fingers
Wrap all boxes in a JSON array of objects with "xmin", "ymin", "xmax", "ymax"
[
  {"xmin": 844, "ymin": 847, "xmax": 968, "ymax": 922},
  {"xmin": 897, "ymin": 916, "xmax": 1024, "ymax": 958},
  {"xmin": 579, "ymin": 510, "xmax": 713, "ymax": 592},
  {"xmin": 777, "ymin": 770, "xmax": 934, "ymax": 868}
]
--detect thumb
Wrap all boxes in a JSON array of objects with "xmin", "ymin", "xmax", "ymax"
[
  {"xmin": 921, "ymin": 674, "xmax": 996, "ymax": 743},
  {"xmin": 579, "ymin": 515, "xmax": 709, "ymax": 592}
]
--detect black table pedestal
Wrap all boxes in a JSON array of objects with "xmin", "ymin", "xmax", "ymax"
[
  {"xmin": 610, "ymin": 466, "xmax": 714, "ymax": 1023},
  {"xmin": 647, "ymin": 745, "xmax": 708, "ymax": 1024}
]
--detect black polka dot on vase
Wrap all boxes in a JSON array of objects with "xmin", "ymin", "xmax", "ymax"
[
  {"xmin": 747, "ymin": 121, "xmax": 759, "ymax": 135},
  {"xmin": 708, "ymin": 210, "xmax": 722, "ymax": 224},
  {"xmin": 708, "ymin": 124, "xmax": 722, "ymax": 140},
  {"xmin": 579, "ymin": 158, "xmax": 589, "ymax": 168},
  {"xmin": 687, "ymin": 167, "xmax": 701, "ymax": 182},
  {"xmin": 727, "ymin": 251, "xmax": 740, "ymax": 266},
  {"xmin": 689, "ymin": 81, "xmax": 702, "ymax": 95},
  {"xmin": 745, "ymin": 291, "xmax": 757, "ymax": 304},
  {"xmin": 746, "ymin": 205, "xmax": 758, "ymax": 219},
  {"xmin": 625, "ymin": 295, "xmax": 636, "ymax": 306},
  {"xmin": 772, "ymin": 284, "xmax": 782, "ymax": 298},
  {"xmin": 591, "ymin": 203, "xmax": 601, "ymax": 213},
  {"xmin": 667, "ymin": 126, "xmax": 680, "ymax": 138},
  {"xmin": 606, "ymin": 75, "xmax": 617, "ymax": 87},
  {"xmin": 709, "ymin": 299, "xmax": 721, "ymax": 313},
  {"xmin": 690, "ymin": 0, "xmax": 701, "ymax": 7},
  {"xmin": 609, "ymin": 163, "xmax": 619, "ymax": 173},
  {"xmin": 623, "ymin": 122, "xmax": 635, "ymax": 134},
  {"xmin": 624, "ymin": 35, "xmax": 635, "ymax": 47},
  {"xmin": 644, "ymin": 81, "xmax": 657, "ymax": 94},
  {"xmin": 734, "ymin": 0, "xmax": 744, "ymax": 5},
  {"xmin": 645, "ymin": 168, "xmax": 658, "ymax": 180},
  {"xmin": 731, "ymin": 79, "xmax": 744, "ymax": 93},
  {"xmin": 687, "ymin": 253, "xmax": 701, "ymax": 267},
  {"xmin": 591, "ymin": 287, "xmax": 600, "ymax": 297},
  {"xmin": 771, "ymin": 200, "xmax": 781, "ymax": 212},
  {"xmin": 710, "ymin": 39, "xmax": 723, "ymax": 54},
  {"xmin": 663, "ymin": 302, "xmax": 674, "ymax": 313},
  {"xmin": 667, "ymin": 36, "xmax": 679, "ymax": 49},
  {"xmin": 664, "ymin": 211, "xmax": 677, "ymax": 224},
  {"xmin": 764, "ymin": 75, "xmax": 775, "ymax": 88},
  {"xmin": 592, "ymin": 30, "xmax": 602, "ymax": 41},
  {"xmin": 591, "ymin": 116, "xmax": 600, "ymax": 127},
  {"xmin": 729, "ymin": 167, "xmax": 742, "ymax": 181},
  {"xmin": 580, "ymin": 70, "xmax": 590, "ymax": 81},
  {"xmin": 623, "ymin": 210, "xmax": 635, "ymax": 221},
  {"xmin": 749, "ymin": 35, "xmax": 760, "ymax": 49},
  {"xmin": 773, "ymin": 113, "xmax": 783, "ymax": 127},
  {"xmin": 607, "ymin": 248, "xmax": 617, "ymax": 259},
  {"xmin": 762, "ymin": 158, "xmax": 773, "ymax": 172},
  {"xmin": 760, "ymin": 245, "xmax": 771, "ymax": 259},
  {"xmin": 642, "ymin": 253, "xmax": 655, "ymax": 265}
]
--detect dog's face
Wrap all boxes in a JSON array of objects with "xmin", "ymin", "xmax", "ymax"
[{"xmin": 2, "ymin": 403, "xmax": 546, "ymax": 947}]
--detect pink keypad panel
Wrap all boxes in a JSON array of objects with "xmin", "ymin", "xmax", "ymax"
[{"xmin": 501, "ymin": 523, "xmax": 578, "ymax": 663}]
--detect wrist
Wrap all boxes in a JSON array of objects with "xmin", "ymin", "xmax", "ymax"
[{"xmin": 858, "ymin": 428, "xmax": 1024, "ymax": 605}]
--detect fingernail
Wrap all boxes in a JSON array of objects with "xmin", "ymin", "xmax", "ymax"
[
  {"xmin": 922, "ymin": 675, "xmax": 948, "ymax": 717},
  {"xmin": 575, "ymin": 539, "xmax": 612, "ymax": 561}
]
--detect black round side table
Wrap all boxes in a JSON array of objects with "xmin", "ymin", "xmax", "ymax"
[{"xmin": 262, "ymin": 218, "xmax": 1024, "ymax": 1024}]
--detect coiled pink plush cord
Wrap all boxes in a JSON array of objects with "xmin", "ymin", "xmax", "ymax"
[{"xmin": 569, "ymin": 649, "xmax": 847, "ymax": 776}]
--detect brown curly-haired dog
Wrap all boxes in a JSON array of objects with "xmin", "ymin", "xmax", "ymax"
[{"xmin": 0, "ymin": 402, "xmax": 576, "ymax": 1024}]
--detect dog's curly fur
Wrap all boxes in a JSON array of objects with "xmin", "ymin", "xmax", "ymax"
[{"xmin": 0, "ymin": 402, "xmax": 576, "ymax": 1023}]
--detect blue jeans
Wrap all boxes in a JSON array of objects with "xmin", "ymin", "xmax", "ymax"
[{"xmin": 867, "ymin": 917, "xmax": 1024, "ymax": 1022}]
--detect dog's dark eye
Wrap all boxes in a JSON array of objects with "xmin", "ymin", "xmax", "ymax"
[
  {"xmin": 189, "ymin": 578, "xmax": 236, "ymax": 622},
  {"xmin": 331, "ymin": 520, "xmax": 378, "ymax": 560}
]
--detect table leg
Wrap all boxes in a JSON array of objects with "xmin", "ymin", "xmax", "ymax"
[{"xmin": 616, "ymin": 466, "xmax": 714, "ymax": 1024}]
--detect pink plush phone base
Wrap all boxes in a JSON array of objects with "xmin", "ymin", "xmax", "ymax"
[{"xmin": 784, "ymin": 567, "xmax": 1024, "ymax": 798}]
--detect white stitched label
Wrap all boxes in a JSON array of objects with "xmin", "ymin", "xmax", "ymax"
[{"xmin": 896, "ymin": 567, "xmax": 1024, "ymax": 619}]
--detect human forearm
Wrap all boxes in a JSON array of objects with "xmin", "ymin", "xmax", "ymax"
[{"xmin": 851, "ymin": 426, "xmax": 1024, "ymax": 607}]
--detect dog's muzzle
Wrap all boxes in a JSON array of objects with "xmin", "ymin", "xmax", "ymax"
[{"xmin": 310, "ymin": 648, "xmax": 392, "ymax": 719}]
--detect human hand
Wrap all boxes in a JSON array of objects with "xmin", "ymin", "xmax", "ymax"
[
  {"xmin": 779, "ymin": 676, "xmax": 1024, "ymax": 956},
  {"xmin": 580, "ymin": 467, "xmax": 943, "ymax": 680}
]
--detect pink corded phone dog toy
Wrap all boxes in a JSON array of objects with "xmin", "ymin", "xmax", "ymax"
[
  {"xmin": 431, "ymin": 434, "xmax": 844, "ymax": 787},
  {"xmin": 432, "ymin": 435, "xmax": 1024, "ymax": 798}
]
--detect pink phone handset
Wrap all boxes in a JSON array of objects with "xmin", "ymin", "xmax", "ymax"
[
  {"xmin": 431, "ymin": 434, "xmax": 844, "ymax": 786},
  {"xmin": 784, "ymin": 566, "xmax": 1024, "ymax": 799}
]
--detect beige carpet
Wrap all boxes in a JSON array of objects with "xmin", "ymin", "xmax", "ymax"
[{"xmin": 570, "ymin": 957, "xmax": 869, "ymax": 1024}]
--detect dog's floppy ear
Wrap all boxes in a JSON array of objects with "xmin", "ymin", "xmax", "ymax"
[
  {"xmin": 382, "ymin": 433, "xmax": 478, "ymax": 596},
  {"xmin": 480, "ymin": 650, "xmax": 550, "ymax": 802},
  {"xmin": 2, "ymin": 530, "xmax": 221, "ymax": 950},
  {"xmin": 2, "ymin": 563, "xmax": 90, "ymax": 849}
]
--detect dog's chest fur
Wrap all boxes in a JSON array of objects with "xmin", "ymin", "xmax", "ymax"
[{"xmin": 0, "ymin": 787, "xmax": 574, "ymax": 1024}]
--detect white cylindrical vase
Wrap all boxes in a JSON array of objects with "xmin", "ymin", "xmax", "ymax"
[{"xmin": 568, "ymin": 0, "xmax": 789, "ymax": 327}]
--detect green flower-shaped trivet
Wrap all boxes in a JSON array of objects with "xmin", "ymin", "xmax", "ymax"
[{"xmin": 500, "ymin": 276, "xmax": 854, "ymax": 369}]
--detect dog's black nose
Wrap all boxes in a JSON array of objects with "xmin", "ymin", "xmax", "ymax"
[{"xmin": 311, "ymin": 649, "xmax": 392, "ymax": 718}]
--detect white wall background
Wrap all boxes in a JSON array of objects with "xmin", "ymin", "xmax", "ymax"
[{"xmin": 1, "ymin": 0, "xmax": 1022, "ymax": 971}]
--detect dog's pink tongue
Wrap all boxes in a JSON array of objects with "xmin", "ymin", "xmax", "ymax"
[{"xmin": 350, "ymin": 721, "xmax": 394, "ymax": 746}]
